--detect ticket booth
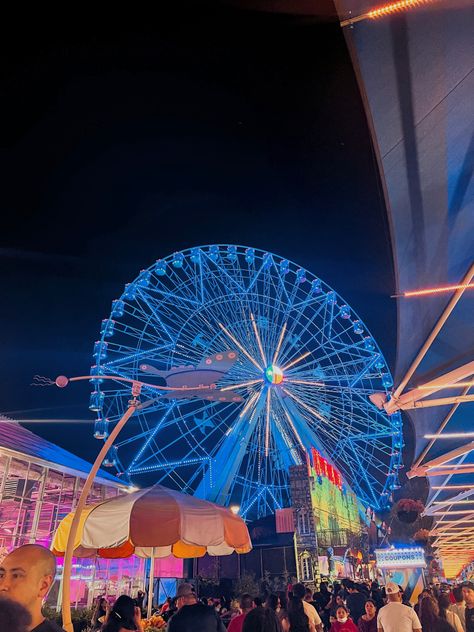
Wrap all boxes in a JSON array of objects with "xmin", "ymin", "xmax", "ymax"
[{"xmin": 375, "ymin": 547, "xmax": 427, "ymax": 605}]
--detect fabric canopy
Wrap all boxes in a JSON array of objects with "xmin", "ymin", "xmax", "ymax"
[{"xmin": 52, "ymin": 483, "xmax": 252, "ymax": 559}]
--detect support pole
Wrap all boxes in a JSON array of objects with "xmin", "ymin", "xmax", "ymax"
[
  {"xmin": 61, "ymin": 400, "xmax": 138, "ymax": 632},
  {"xmin": 147, "ymin": 550, "xmax": 155, "ymax": 619},
  {"xmin": 391, "ymin": 262, "xmax": 474, "ymax": 401}
]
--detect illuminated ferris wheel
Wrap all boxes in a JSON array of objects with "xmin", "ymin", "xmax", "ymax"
[{"xmin": 90, "ymin": 245, "xmax": 402, "ymax": 519}]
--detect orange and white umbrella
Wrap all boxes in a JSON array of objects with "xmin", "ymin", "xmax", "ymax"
[{"xmin": 52, "ymin": 483, "xmax": 251, "ymax": 559}]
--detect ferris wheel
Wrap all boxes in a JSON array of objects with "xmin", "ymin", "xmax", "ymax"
[{"xmin": 90, "ymin": 245, "xmax": 403, "ymax": 520}]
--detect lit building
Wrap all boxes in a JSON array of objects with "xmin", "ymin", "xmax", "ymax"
[{"xmin": 0, "ymin": 417, "xmax": 146, "ymax": 608}]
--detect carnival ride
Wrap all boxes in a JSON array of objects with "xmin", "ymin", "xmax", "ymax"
[{"xmin": 88, "ymin": 245, "xmax": 402, "ymax": 519}]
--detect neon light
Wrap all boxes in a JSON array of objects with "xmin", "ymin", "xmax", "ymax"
[
  {"xmin": 265, "ymin": 389, "xmax": 271, "ymax": 456},
  {"xmin": 432, "ymin": 485, "xmax": 474, "ymax": 490},
  {"xmin": 221, "ymin": 379, "xmax": 263, "ymax": 392},
  {"xmin": 375, "ymin": 547, "xmax": 426, "ymax": 569},
  {"xmin": 282, "ymin": 388, "xmax": 327, "ymax": 424},
  {"xmin": 420, "ymin": 383, "xmax": 474, "ymax": 390},
  {"xmin": 396, "ymin": 283, "xmax": 474, "ymax": 297},
  {"xmin": 368, "ymin": 0, "xmax": 439, "ymax": 20},
  {"xmin": 282, "ymin": 407, "xmax": 306, "ymax": 453},
  {"xmin": 218, "ymin": 323, "xmax": 263, "ymax": 371},
  {"xmin": 285, "ymin": 379, "xmax": 324, "ymax": 387},
  {"xmin": 282, "ymin": 351, "xmax": 311, "ymax": 372},
  {"xmin": 424, "ymin": 432, "xmax": 474, "ymax": 439},
  {"xmin": 250, "ymin": 312, "xmax": 267, "ymax": 366},
  {"xmin": 273, "ymin": 322, "xmax": 287, "ymax": 365},
  {"xmin": 433, "ymin": 500, "xmax": 474, "ymax": 505}
]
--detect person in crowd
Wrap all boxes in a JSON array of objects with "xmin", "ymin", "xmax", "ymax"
[
  {"xmin": 415, "ymin": 589, "xmax": 433, "ymax": 617},
  {"xmin": 91, "ymin": 596, "xmax": 109, "ymax": 630},
  {"xmin": 242, "ymin": 604, "xmax": 281, "ymax": 632},
  {"xmin": 399, "ymin": 586, "xmax": 413, "ymax": 608},
  {"xmin": 370, "ymin": 583, "xmax": 384, "ymax": 611},
  {"xmin": 288, "ymin": 596, "xmax": 314, "ymax": 632},
  {"xmin": 101, "ymin": 595, "xmax": 141, "ymax": 632},
  {"xmin": 346, "ymin": 583, "xmax": 367, "ymax": 625},
  {"xmin": 0, "ymin": 544, "xmax": 64, "ymax": 632},
  {"xmin": 266, "ymin": 593, "xmax": 289, "ymax": 631},
  {"xmin": 329, "ymin": 605, "xmax": 358, "ymax": 632},
  {"xmin": 228, "ymin": 594, "xmax": 255, "ymax": 632},
  {"xmin": 330, "ymin": 594, "xmax": 346, "ymax": 623},
  {"xmin": 167, "ymin": 583, "xmax": 226, "ymax": 632},
  {"xmin": 449, "ymin": 586, "xmax": 466, "ymax": 632},
  {"xmin": 462, "ymin": 582, "xmax": 474, "ymax": 632},
  {"xmin": 357, "ymin": 599, "xmax": 377, "ymax": 632},
  {"xmin": 160, "ymin": 596, "xmax": 172, "ymax": 614},
  {"xmin": 0, "ymin": 594, "xmax": 32, "ymax": 632},
  {"xmin": 419, "ymin": 595, "xmax": 456, "ymax": 632},
  {"xmin": 376, "ymin": 582, "xmax": 422, "ymax": 632},
  {"xmin": 439, "ymin": 593, "xmax": 463, "ymax": 632},
  {"xmin": 292, "ymin": 583, "xmax": 323, "ymax": 632},
  {"xmin": 313, "ymin": 582, "xmax": 331, "ymax": 629}
]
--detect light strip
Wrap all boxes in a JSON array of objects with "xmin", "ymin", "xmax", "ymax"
[
  {"xmin": 424, "ymin": 432, "xmax": 474, "ymax": 439},
  {"xmin": 273, "ymin": 322, "xmax": 287, "ymax": 365},
  {"xmin": 282, "ymin": 406, "xmax": 306, "ymax": 453},
  {"xmin": 433, "ymin": 500, "xmax": 474, "ymax": 505},
  {"xmin": 431, "ymin": 511, "xmax": 474, "ymax": 516},
  {"xmin": 285, "ymin": 379, "xmax": 324, "ymax": 387},
  {"xmin": 429, "ymin": 463, "xmax": 474, "ymax": 469},
  {"xmin": 282, "ymin": 351, "xmax": 311, "ymax": 372},
  {"xmin": 238, "ymin": 390, "xmax": 261, "ymax": 420},
  {"xmin": 221, "ymin": 379, "xmax": 263, "ymax": 392},
  {"xmin": 341, "ymin": 0, "xmax": 441, "ymax": 27},
  {"xmin": 432, "ymin": 485, "xmax": 474, "ymax": 490},
  {"xmin": 395, "ymin": 283, "xmax": 474, "ymax": 298},
  {"xmin": 420, "ymin": 383, "xmax": 474, "ymax": 390},
  {"xmin": 218, "ymin": 322, "xmax": 263, "ymax": 371},
  {"xmin": 250, "ymin": 312, "xmax": 267, "ymax": 366},
  {"xmin": 282, "ymin": 388, "xmax": 327, "ymax": 424},
  {"xmin": 265, "ymin": 389, "xmax": 271, "ymax": 457}
]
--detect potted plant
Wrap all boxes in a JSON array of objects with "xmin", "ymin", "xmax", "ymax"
[{"xmin": 396, "ymin": 498, "xmax": 424, "ymax": 523}]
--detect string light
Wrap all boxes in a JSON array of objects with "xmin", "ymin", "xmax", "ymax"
[{"xmin": 394, "ymin": 283, "xmax": 474, "ymax": 298}]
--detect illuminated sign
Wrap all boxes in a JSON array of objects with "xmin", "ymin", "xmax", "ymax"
[
  {"xmin": 311, "ymin": 448, "xmax": 342, "ymax": 490},
  {"xmin": 375, "ymin": 547, "xmax": 426, "ymax": 569}
]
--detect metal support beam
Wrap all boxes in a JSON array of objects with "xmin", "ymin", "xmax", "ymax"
[{"xmin": 407, "ymin": 442, "xmax": 474, "ymax": 478}]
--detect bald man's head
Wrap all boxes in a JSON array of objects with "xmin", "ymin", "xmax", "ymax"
[{"xmin": 0, "ymin": 544, "xmax": 57, "ymax": 618}]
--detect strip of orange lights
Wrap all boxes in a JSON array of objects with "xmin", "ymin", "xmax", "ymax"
[
  {"xmin": 393, "ymin": 283, "xmax": 474, "ymax": 298},
  {"xmin": 340, "ymin": 0, "xmax": 440, "ymax": 27}
]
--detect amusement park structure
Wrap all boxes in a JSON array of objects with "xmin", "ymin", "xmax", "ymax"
[{"xmin": 82, "ymin": 245, "xmax": 402, "ymax": 520}]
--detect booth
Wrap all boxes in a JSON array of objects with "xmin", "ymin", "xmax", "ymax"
[{"xmin": 375, "ymin": 547, "xmax": 426, "ymax": 604}]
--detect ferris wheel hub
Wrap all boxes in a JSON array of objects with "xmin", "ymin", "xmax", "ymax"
[{"xmin": 264, "ymin": 364, "xmax": 284, "ymax": 385}]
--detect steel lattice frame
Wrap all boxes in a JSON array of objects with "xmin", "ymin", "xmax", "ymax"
[{"xmin": 90, "ymin": 245, "xmax": 402, "ymax": 519}]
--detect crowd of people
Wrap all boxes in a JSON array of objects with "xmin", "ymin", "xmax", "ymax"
[{"xmin": 1, "ymin": 543, "xmax": 474, "ymax": 632}]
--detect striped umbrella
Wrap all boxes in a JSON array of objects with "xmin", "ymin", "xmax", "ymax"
[
  {"xmin": 52, "ymin": 483, "xmax": 251, "ymax": 616},
  {"xmin": 52, "ymin": 483, "xmax": 251, "ymax": 558}
]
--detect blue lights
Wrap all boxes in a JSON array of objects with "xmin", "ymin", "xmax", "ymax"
[
  {"xmin": 100, "ymin": 319, "xmax": 115, "ymax": 338},
  {"xmin": 190, "ymin": 247, "xmax": 201, "ymax": 264},
  {"xmin": 208, "ymin": 245, "xmax": 219, "ymax": 262},
  {"xmin": 280, "ymin": 259, "xmax": 290, "ymax": 275},
  {"xmin": 339, "ymin": 304, "xmax": 351, "ymax": 319},
  {"xmin": 93, "ymin": 418, "xmax": 109, "ymax": 440},
  {"xmin": 172, "ymin": 252, "xmax": 184, "ymax": 268},
  {"xmin": 103, "ymin": 445, "xmax": 118, "ymax": 468},
  {"xmin": 124, "ymin": 283, "xmax": 137, "ymax": 300},
  {"xmin": 311, "ymin": 278, "xmax": 322, "ymax": 294},
  {"xmin": 375, "ymin": 355, "xmax": 385, "ymax": 369},
  {"xmin": 93, "ymin": 341, "xmax": 108, "ymax": 360},
  {"xmin": 89, "ymin": 364, "xmax": 103, "ymax": 385},
  {"xmin": 245, "ymin": 247, "xmax": 255, "ymax": 264},
  {"xmin": 227, "ymin": 245, "xmax": 237, "ymax": 261},
  {"xmin": 296, "ymin": 268, "xmax": 306, "ymax": 284},
  {"xmin": 382, "ymin": 374, "xmax": 394, "ymax": 388},
  {"xmin": 137, "ymin": 270, "xmax": 151, "ymax": 287},
  {"xmin": 353, "ymin": 320, "xmax": 364, "ymax": 334},
  {"xmin": 263, "ymin": 252, "xmax": 273, "ymax": 269},
  {"xmin": 111, "ymin": 299, "xmax": 125, "ymax": 318},
  {"xmin": 89, "ymin": 390, "xmax": 105, "ymax": 412},
  {"xmin": 155, "ymin": 259, "xmax": 167, "ymax": 276},
  {"xmin": 326, "ymin": 290, "xmax": 337, "ymax": 304},
  {"xmin": 363, "ymin": 336, "xmax": 375, "ymax": 351}
]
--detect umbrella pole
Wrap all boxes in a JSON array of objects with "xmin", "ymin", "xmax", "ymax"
[
  {"xmin": 61, "ymin": 402, "xmax": 138, "ymax": 632},
  {"xmin": 147, "ymin": 549, "xmax": 155, "ymax": 619}
]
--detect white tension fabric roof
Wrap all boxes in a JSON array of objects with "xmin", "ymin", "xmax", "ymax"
[{"xmin": 334, "ymin": 0, "xmax": 474, "ymax": 577}]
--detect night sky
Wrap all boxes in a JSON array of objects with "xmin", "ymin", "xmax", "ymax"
[{"xmin": 1, "ymin": 2, "xmax": 396, "ymax": 463}]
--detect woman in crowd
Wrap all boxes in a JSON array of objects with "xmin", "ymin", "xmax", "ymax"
[
  {"xmin": 329, "ymin": 594, "xmax": 346, "ymax": 624},
  {"xmin": 267, "ymin": 593, "xmax": 289, "ymax": 631},
  {"xmin": 242, "ymin": 604, "xmax": 282, "ymax": 632},
  {"xmin": 357, "ymin": 599, "xmax": 377, "ymax": 632},
  {"xmin": 101, "ymin": 595, "xmax": 142, "ymax": 632},
  {"xmin": 329, "ymin": 605, "xmax": 358, "ymax": 632},
  {"xmin": 419, "ymin": 595, "xmax": 455, "ymax": 632},
  {"xmin": 287, "ymin": 596, "xmax": 315, "ymax": 632},
  {"xmin": 92, "ymin": 596, "xmax": 109, "ymax": 630},
  {"xmin": 438, "ymin": 594, "xmax": 464, "ymax": 632}
]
